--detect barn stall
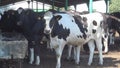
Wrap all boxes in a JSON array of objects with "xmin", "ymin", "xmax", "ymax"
[{"xmin": 0, "ymin": 0, "xmax": 120, "ymax": 68}]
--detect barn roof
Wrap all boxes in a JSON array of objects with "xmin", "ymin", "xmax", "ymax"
[{"xmin": 0, "ymin": 0, "xmax": 101, "ymax": 7}]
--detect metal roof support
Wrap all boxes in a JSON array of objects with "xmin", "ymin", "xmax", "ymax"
[
  {"xmin": 36, "ymin": 1, "xmax": 38, "ymax": 12},
  {"xmin": 57, "ymin": 7, "xmax": 60, "ymax": 11},
  {"xmin": 27, "ymin": 0, "xmax": 30, "ymax": 8},
  {"xmin": 65, "ymin": 0, "xmax": 68, "ymax": 10},
  {"xmin": 43, "ymin": 0, "xmax": 45, "ymax": 12},
  {"xmin": 52, "ymin": 0, "xmax": 55, "ymax": 10},
  {"xmin": 89, "ymin": 0, "xmax": 93, "ymax": 13},
  {"xmin": 31, "ymin": 0, "xmax": 33, "ymax": 9},
  {"xmin": 74, "ymin": 4, "xmax": 77, "ymax": 12},
  {"xmin": 106, "ymin": 0, "xmax": 110, "ymax": 13}
]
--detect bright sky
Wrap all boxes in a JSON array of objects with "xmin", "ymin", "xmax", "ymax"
[
  {"xmin": 70, "ymin": 0, "xmax": 106, "ymax": 13},
  {"xmin": 0, "ymin": 1, "xmax": 51, "ymax": 13},
  {"xmin": 0, "ymin": 0, "xmax": 106, "ymax": 13}
]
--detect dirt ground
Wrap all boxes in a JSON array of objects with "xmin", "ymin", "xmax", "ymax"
[
  {"xmin": 0, "ymin": 40, "xmax": 120, "ymax": 68},
  {"xmin": 23, "ymin": 43, "xmax": 120, "ymax": 68}
]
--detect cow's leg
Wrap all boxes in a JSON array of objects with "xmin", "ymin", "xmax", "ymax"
[
  {"xmin": 88, "ymin": 40, "xmax": 95, "ymax": 66},
  {"xmin": 55, "ymin": 44, "xmax": 65, "ymax": 68},
  {"xmin": 73, "ymin": 46, "xmax": 77, "ymax": 61},
  {"xmin": 96, "ymin": 39, "xmax": 103, "ymax": 65},
  {"xmin": 74, "ymin": 46, "xmax": 81, "ymax": 64},
  {"xmin": 29, "ymin": 41, "xmax": 34, "ymax": 64},
  {"xmin": 109, "ymin": 33, "xmax": 115, "ymax": 45},
  {"xmin": 103, "ymin": 35, "xmax": 108, "ymax": 53},
  {"xmin": 34, "ymin": 44, "xmax": 40, "ymax": 65},
  {"xmin": 67, "ymin": 45, "xmax": 72, "ymax": 60},
  {"xmin": 34, "ymin": 35, "xmax": 42, "ymax": 65}
]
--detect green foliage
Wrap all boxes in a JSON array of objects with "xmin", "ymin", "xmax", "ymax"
[{"xmin": 109, "ymin": 0, "xmax": 120, "ymax": 13}]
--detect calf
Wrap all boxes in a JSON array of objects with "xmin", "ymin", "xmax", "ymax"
[{"xmin": 44, "ymin": 11, "xmax": 106, "ymax": 68}]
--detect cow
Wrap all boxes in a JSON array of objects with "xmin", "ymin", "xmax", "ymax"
[
  {"xmin": 107, "ymin": 12, "xmax": 120, "ymax": 45},
  {"xmin": 16, "ymin": 8, "xmax": 48, "ymax": 65},
  {"xmin": 44, "ymin": 11, "xmax": 107, "ymax": 68},
  {"xmin": 0, "ymin": 8, "xmax": 49, "ymax": 65},
  {"xmin": 0, "ymin": 10, "xmax": 22, "ymax": 33}
]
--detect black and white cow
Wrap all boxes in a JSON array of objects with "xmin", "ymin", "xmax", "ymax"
[
  {"xmin": 16, "ymin": 8, "xmax": 48, "ymax": 65},
  {"xmin": 44, "ymin": 11, "xmax": 107, "ymax": 68},
  {"xmin": 66, "ymin": 12, "xmax": 109, "ymax": 57}
]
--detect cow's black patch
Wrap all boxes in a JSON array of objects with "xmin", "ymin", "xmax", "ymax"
[
  {"xmin": 77, "ymin": 35, "xmax": 82, "ymax": 38},
  {"xmin": 93, "ymin": 20, "xmax": 97, "ymax": 26},
  {"xmin": 73, "ymin": 15, "xmax": 87, "ymax": 39},
  {"xmin": 82, "ymin": 17, "xmax": 88, "ymax": 28},
  {"xmin": 50, "ymin": 15, "xmax": 70, "ymax": 41},
  {"xmin": 92, "ymin": 29, "xmax": 96, "ymax": 34}
]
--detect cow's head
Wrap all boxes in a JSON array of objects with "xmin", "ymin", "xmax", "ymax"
[{"xmin": 44, "ymin": 11, "xmax": 62, "ymax": 34}]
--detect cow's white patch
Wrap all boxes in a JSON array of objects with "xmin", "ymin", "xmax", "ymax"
[{"xmin": 44, "ymin": 11, "xmax": 53, "ymax": 34}]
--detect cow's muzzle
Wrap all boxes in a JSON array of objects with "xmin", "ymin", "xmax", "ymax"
[{"xmin": 44, "ymin": 30, "xmax": 51, "ymax": 34}]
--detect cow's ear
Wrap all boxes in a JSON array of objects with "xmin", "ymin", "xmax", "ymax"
[
  {"xmin": 83, "ymin": 17, "xmax": 87, "ymax": 22},
  {"xmin": 54, "ymin": 15, "xmax": 62, "ymax": 21}
]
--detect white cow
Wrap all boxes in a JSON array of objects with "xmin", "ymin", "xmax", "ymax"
[{"xmin": 44, "ymin": 11, "xmax": 106, "ymax": 68}]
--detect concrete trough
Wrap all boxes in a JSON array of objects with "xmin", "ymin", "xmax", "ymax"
[{"xmin": 0, "ymin": 32, "xmax": 28, "ymax": 59}]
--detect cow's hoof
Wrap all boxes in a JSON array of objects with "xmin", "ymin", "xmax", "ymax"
[
  {"xmin": 35, "ymin": 63, "xmax": 40, "ymax": 66},
  {"xmin": 75, "ymin": 61, "xmax": 79, "ymax": 65},
  {"xmin": 29, "ymin": 61, "xmax": 33, "ymax": 64},
  {"xmin": 35, "ymin": 60, "xmax": 40, "ymax": 65},
  {"xmin": 88, "ymin": 62, "xmax": 92, "ymax": 66},
  {"xmin": 35, "ymin": 56, "xmax": 40, "ymax": 65},
  {"xmin": 99, "ymin": 62, "xmax": 103, "ymax": 66},
  {"xmin": 56, "ymin": 65, "xmax": 60, "ymax": 68}
]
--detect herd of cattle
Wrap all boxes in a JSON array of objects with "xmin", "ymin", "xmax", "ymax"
[{"xmin": 0, "ymin": 7, "xmax": 120, "ymax": 68}]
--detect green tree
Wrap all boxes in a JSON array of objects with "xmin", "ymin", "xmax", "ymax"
[{"xmin": 109, "ymin": 0, "xmax": 120, "ymax": 13}]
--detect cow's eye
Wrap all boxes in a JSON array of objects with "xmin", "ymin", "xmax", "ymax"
[{"xmin": 93, "ymin": 20, "xmax": 97, "ymax": 26}]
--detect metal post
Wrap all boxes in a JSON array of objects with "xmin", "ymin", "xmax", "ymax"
[
  {"xmin": 106, "ymin": 0, "xmax": 110, "ymax": 13},
  {"xmin": 36, "ymin": 1, "xmax": 38, "ymax": 12},
  {"xmin": 89, "ymin": 0, "xmax": 93, "ymax": 13},
  {"xmin": 65, "ymin": 0, "xmax": 68, "ymax": 10},
  {"xmin": 43, "ymin": 0, "xmax": 45, "ymax": 12},
  {"xmin": 31, "ymin": 0, "xmax": 33, "ymax": 9},
  {"xmin": 74, "ymin": 4, "xmax": 77, "ymax": 12},
  {"xmin": 57, "ymin": 7, "xmax": 60, "ymax": 11},
  {"xmin": 27, "ymin": 0, "xmax": 30, "ymax": 8},
  {"xmin": 52, "ymin": 0, "xmax": 55, "ymax": 10}
]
